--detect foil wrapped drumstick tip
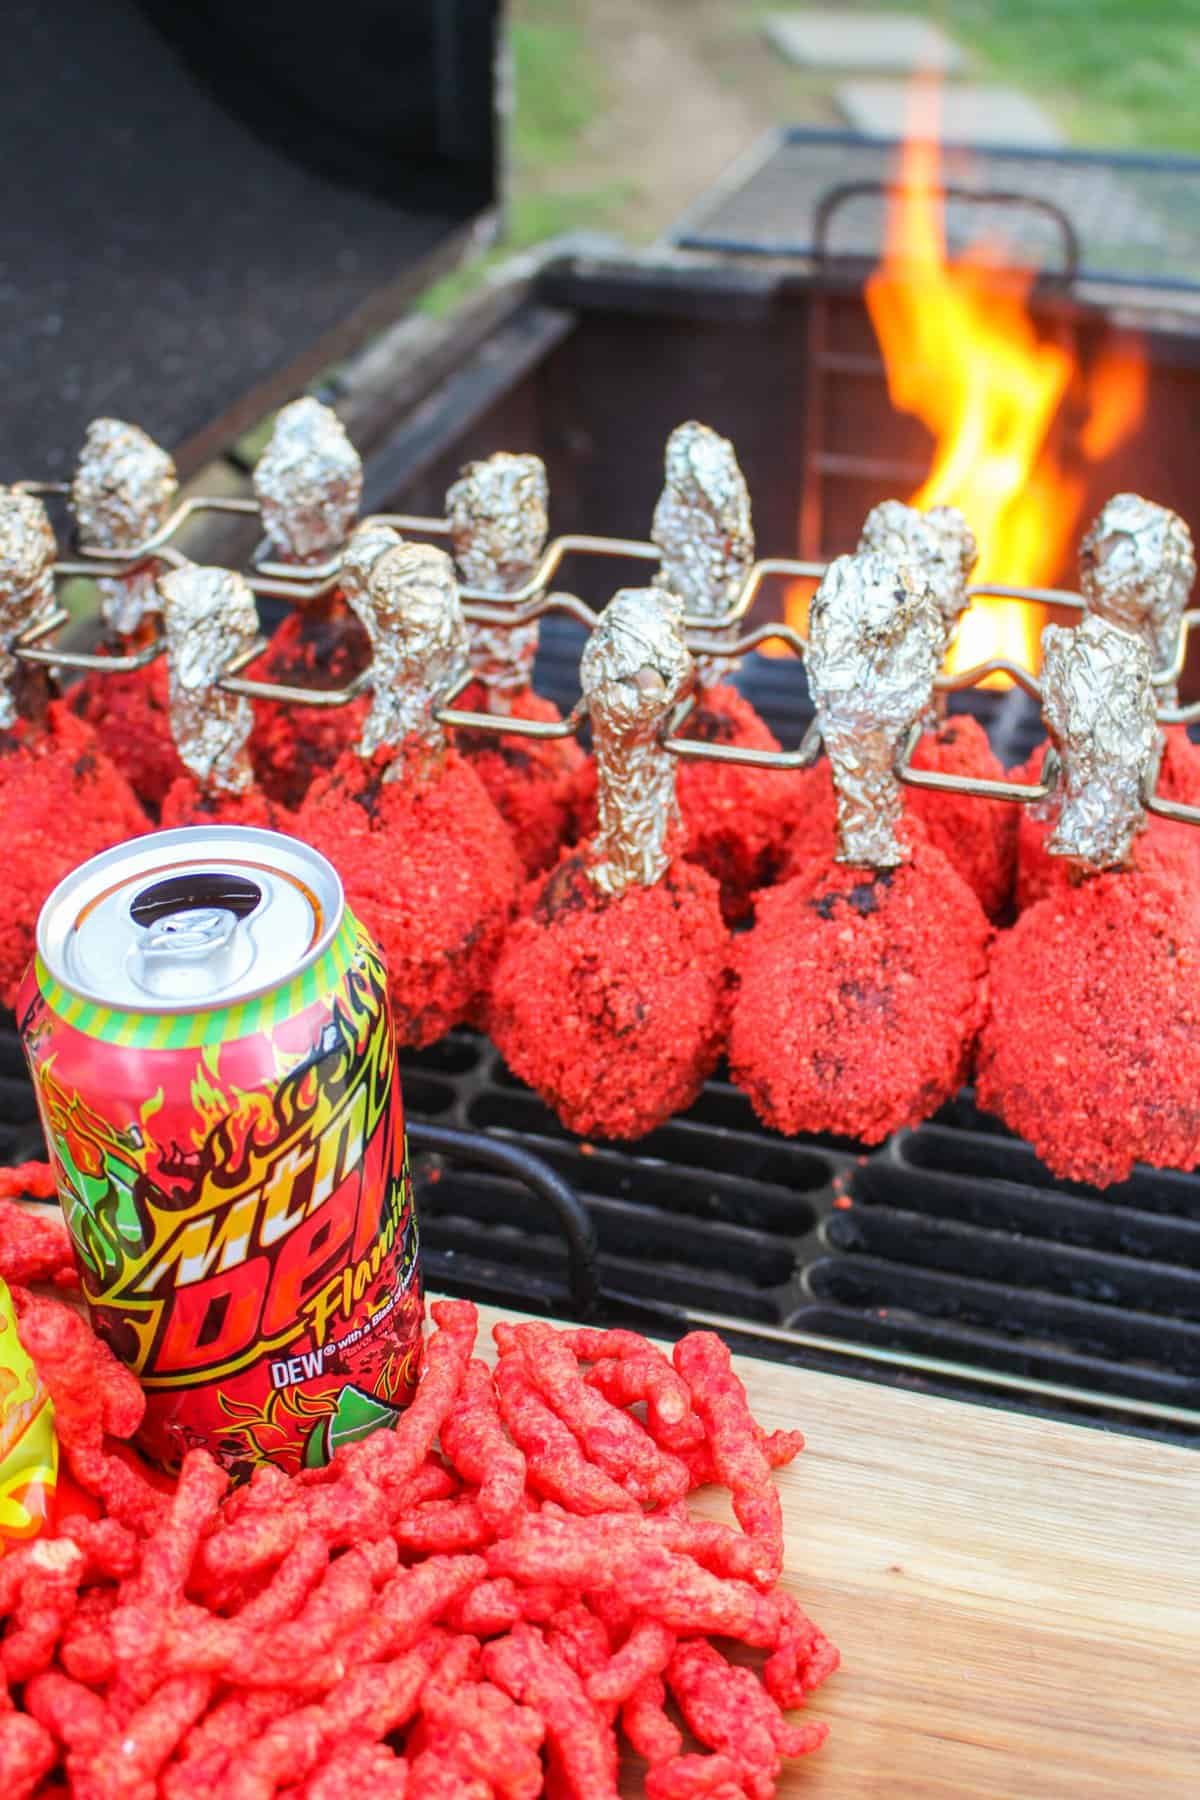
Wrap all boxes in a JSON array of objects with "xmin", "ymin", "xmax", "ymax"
[
  {"xmin": 71, "ymin": 417, "xmax": 179, "ymax": 636},
  {"xmin": 344, "ymin": 535, "xmax": 469, "ymax": 772},
  {"xmin": 651, "ymin": 421, "xmax": 753, "ymax": 679},
  {"xmin": 807, "ymin": 550, "xmax": 944, "ymax": 869},
  {"xmin": 1079, "ymin": 493, "xmax": 1195, "ymax": 701},
  {"xmin": 581, "ymin": 586, "xmax": 693, "ymax": 897},
  {"xmin": 253, "ymin": 398, "xmax": 363, "ymax": 564},
  {"xmin": 0, "ymin": 487, "xmax": 58, "ymax": 728},
  {"xmin": 1040, "ymin": 610, "xmax": 1158, "ymax": 871},
  {"xmin": 155, "ymin": 563, "xmax": 262, "ymax": 794},
  {"xmin": 858, "ymin": 499, "xmax": 978, "ymax": 657},
  {"xmin": 446, "ymin": 451, "xmax": 549, "ymax": 704}
]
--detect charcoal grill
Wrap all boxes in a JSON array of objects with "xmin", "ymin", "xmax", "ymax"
[{"xmin": 6, "ymin": 131, "xmax": 1200, "ymax": 1448}]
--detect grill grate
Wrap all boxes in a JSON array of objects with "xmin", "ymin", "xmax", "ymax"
[
  {"xmin": 9, "ymin": 1006, "xmax": 1198, "ymax": 1442},
  {"xmin": 400, "ymin": 1035, "xmax": 1200, "ymax": 1435}
]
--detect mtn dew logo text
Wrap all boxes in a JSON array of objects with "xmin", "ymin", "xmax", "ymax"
[{"xmin": 17, "ymin": 829, "xmax": 423, "ymax": 1481}]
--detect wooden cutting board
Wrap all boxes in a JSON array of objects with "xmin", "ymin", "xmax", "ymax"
[{"xmin": 469, "ymin": 1306, "xmax": 1200, "ymax": 1799}]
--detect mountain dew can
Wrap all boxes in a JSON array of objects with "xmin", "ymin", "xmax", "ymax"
[{"xmin": 16, "ymin": 826, "xmax": 422, "ymax": 1481}]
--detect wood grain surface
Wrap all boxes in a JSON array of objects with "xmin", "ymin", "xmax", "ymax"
[{"xmin": 470, "ymin": 1307, "xmax": 1200, "ymax": 1798}]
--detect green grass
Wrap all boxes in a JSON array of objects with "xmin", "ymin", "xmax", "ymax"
[
  {"xmin": 509, "ymin": 6, "xmax": 601, "ymax": 166},
  {"xmin": 952, "ymin": 0, "xmax": 1200, "ymax": 152},
  {"xmin": 800, "ymin": 0, "xmax": 1200, "ymax": 152}
]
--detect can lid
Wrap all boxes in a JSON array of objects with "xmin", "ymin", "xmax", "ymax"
[{"xmin": 36, "ymin": 827, "xmax": 344, "ymax": 1014}]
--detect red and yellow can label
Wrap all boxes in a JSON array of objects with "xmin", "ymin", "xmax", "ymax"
[
  {"xmin": 0, "ymin": 1277, "xmax": 58, "ymax": 1547},
  {"xmin": 18, "ymin": 916, "xmax": 422, "ymax": 1479}
]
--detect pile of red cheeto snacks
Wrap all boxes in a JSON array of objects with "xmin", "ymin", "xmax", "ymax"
[{"xmin": 0, "ymin": 1196, "xmax": 837, "ymax": 1799}]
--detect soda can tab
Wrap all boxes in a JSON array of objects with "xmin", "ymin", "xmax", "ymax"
[
  {"xmin": 17, "ymin": 826, "xmax": 422, "ymax": 1480},
  {"xmin": 0, "ymin": 1275, "xmax": 58, "ymax": 1548}
]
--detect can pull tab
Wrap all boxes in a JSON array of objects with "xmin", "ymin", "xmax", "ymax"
[{"xmin": 127, "ymin": 872, "xmax": 263, "ymax": 1002}]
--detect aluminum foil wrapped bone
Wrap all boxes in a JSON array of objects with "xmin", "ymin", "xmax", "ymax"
[
  {"xmin": 807, "ymin": 551, "xmax": 944, "ymax": 868},
  {"xmin": 581, "ymin": 586, "xmax": 693, "ymax": 897},
  {"xmin": 858, "ymin": 500, "xmax": 978, "ymax": 653},
  {"xmin": 446, "ymin": 453, "xmax": 549, "ymax": 708},
  {"xmin": 339, "ymin": 519, "xmax": 405, "ymax": 614},
  {"xmin": 651, "ymin": 421, "xmax": 754, "ymax": 683},
  {"xmin": 70, "ymin": 418, "xmax": 179, "ymax": 635},
  {"xmin": 1040, "ymin": 612, "xmax": 1157, "ymax": 870},
  {"xmin": 156, "ymin": 565, "xmax": 261, "ymax": 793},
  {"xmin": 0, "ymin": 488, "xmax": 58, "ymax": 729},
  {"xmin": 344, "ymin": 540, "xmax": 469, "ymax": 774},
  {"xmin": 1079, "ymin": 493, "xmax": 1195, "ymax": 703},
  {"xmin": 253, "ymin": 398, "xmax": 363, "ymax": 563}
]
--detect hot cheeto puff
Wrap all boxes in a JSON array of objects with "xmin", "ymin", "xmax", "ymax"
[{"xmin": 0, "ymin": 1234, "xmax": 836, "ymax": 1800}]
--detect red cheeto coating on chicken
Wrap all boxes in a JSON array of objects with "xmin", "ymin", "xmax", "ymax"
[
  {"xmin": 730, "ymin": 833, "xmax": 990, "ymax": 1142},
  {"xmin": 977, "ymin": 860, "xmax": 1200, "ymax": 1185},
  {"xmin": 487, "ymin": 851, "xmax": 729, "ymax": 1140},
  {"xmin": 296, "ymin": 741, "xmax": 520, "ymax": 1047},
  {"xmin": 0, "ymin": 704, "xmax": 146, "ymax": 1004}
]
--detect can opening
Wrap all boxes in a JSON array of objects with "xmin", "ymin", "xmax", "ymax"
[{"xmin": 129, "ymin": 873, "xmax": 263, "ymax": 928}]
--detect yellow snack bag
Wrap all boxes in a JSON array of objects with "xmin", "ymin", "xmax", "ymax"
[{"xmin": 0, "ymin": 1276, "xmax": 58, "ymax": 1548}]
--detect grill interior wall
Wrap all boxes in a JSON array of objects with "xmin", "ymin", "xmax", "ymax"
[{"xmin": 377, "ymin": 263, "xmax": 1200, "ymax": 694}]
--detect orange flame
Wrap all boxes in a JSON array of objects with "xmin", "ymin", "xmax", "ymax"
[
  {"xmin": 188, "ymin": 1050, "xmax": 277, "ymax": 1164},
  {"xmin": 858, "ymin": 80, "xmax": 1147, "ymax": 679}
]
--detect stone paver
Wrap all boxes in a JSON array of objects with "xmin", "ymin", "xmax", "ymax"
[
  {"xmin": 764, "ymin": 11, "xmax": 964, "ymax": 74},
  {"xmin": 837, "ymin": 80, "xmax": 1064, "ymax": 148}
]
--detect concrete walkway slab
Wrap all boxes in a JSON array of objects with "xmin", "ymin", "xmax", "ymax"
[
  {"xmin": 837, "ymin": 80, "xmax": 1064, "ymax": 148},
  {"xmin": 764, "ymin": 11, "xmax": 964, "ymax": 74}
]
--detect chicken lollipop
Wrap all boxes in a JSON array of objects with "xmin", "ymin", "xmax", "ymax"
[
  {"xmin": 66, "ymin": 418, "xmax": 185, "ymax": 813},
  {"xmin": 446, "ymin": 452, "xmax": 583, "ymax": 874},
  {"xmin": 1016, "ymin": 495, "xmax": 1200, "ymax": 907},
  {"xmin": 978, "ymin": 612, "xmax": 1200, "ymax": 1185},
  {"xmin": 488, "ymin": 588, "xmax": 730, "ymax": 1139},
  {"xmin": 246, "ymin": 398, "xmax": 371, "ymax": 807},
  {"xmin": 296, "ymin": 532, "xmax": 521, "ymax": 1045},
  {"xmin": 156, "ymin": 564, "xmax": 292, "ymax": 830},
  {"xmin": 569, "ymin": 424, "xmax": 792, "ymax": 919},
  {"xmin": 729, "ymin": 551, "xmax": 991, "ymax": 1142},
  {"xmin": 782, "ymin": 500, "xmax": 1016, "ymax": 917},
  {"xmin": 0, "ymin": 488, "xmax": 147, "ymax": 1003}
]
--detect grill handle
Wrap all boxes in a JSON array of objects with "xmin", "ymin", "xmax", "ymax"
[
  {"xmin": 812, "ymin": 178, "xmax": 1081, "ymax": 285},
  {"xmin": 407, "ymin": 1121, "xmax": 602, "ymax": 1319}
]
